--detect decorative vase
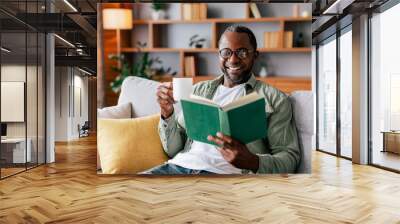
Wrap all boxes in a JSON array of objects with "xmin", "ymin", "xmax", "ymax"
[
  {"xmin": 151, "ymin": 10, "xmax": 166, "ymax": 20},
  {"xmin": 260, "ymin": 66, "xmax": 268, "ymax": 77}
]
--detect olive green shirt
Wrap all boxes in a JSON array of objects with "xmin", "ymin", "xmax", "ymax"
[{"xmin": 158, "ymin": 74, "xmax": 300, "ymax": 174}]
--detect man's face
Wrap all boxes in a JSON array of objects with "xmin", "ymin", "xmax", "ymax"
[{"xmin": 219, "ymin": 32, "xmax": 258, "ymax": 84}]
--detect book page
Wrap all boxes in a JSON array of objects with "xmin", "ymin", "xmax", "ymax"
[
  {"xmin": 186, "ymin": 94, "xmax": 219, "ymax": 107},
  {"xmin": 221, "ymin": 92, "xmax": 263, "ymax": 111}
]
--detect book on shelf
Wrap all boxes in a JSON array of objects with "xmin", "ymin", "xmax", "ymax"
[
  {"xmin": 181, "ymin": 3, "xmax": 207, "ymax": 20},
  {"xmin": 249, "ymin": 3, "xmax": 261, "ymax": 19},
  {"xmin": 192, "ymin": 4, "xmax": 200, "ymax": 20},
  {"xmin": 283, "ymin": 31, "xmax": 294, "ymax": 48},
  {"xmin": 182, "ymin": 4, "xmax": 192, "ymax": 20},
  {"xmin": 264, "ymin": 31, "xmax": 281, "ymax": 48},
  {"xmin": 199, "ymin": 3, "xmax": 207, "ymax": 20},
  {"xmin": 184, "ymin": 56, "xmax": 196, "ymax": 77},
  {"xmin": 180, "ymin": 92, "xmax": 268, "ymax": 145},
  {"xmin": 292, "ymin": 4, "xmax": 299, "ymax": 17}
]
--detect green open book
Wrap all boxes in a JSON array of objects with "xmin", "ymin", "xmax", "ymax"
[{"xmin": 181, "ymin": 92, "xmax": 268, "ymax": 145}]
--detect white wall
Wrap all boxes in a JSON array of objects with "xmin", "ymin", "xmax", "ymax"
[
  {"xmin": 55, "ymin": 67, "xmax": 89, "ymax": 141},
  {"xmin": 1, "ymin": 65, "xmax": 37, "ymax": 138},
  {"xmin": 55, "ymin": 66, "xmax": 69, "ymax": 141},
  {"xmin": 1, "ymin": 64, "xmax": 46, "ymax": 164}
]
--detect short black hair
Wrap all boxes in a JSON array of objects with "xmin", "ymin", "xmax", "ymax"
[{"xmin": 219, "ymin": 25, "xmax": 257, "ymax": 51}]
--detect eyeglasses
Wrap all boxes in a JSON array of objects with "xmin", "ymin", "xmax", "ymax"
[{"xmin": 219, "ymin": 48, "xmax": 254, "ymax": 60}]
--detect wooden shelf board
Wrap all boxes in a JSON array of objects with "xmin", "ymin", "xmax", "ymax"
[
  {"xmin": 283, "ymin": 17, "xmax": 312, "ymax": 22},
  {"xmin": 192, "ymin": 75, "xmax": 310, "ymax": 80},
  {"xmin": 132, "ymin": 20, "xmax": 150, "ymax": 25},
  {"xmin": 121, "ymin": 48, "xmax": 181, "ymax": 52},
  {"xmin": 145, "ymin": 19, "xmax": 211, "ymax": 25},
  {"xmin": 182, "ymin": 48, "xmax": 218, "ymax": 53},
  {"xmin": 131, "ymin": 17, "xmax": 312, "ymax": 25},
  {"xmin": 121, "ymin": 48, "xmax": 311, "ymax": 53},
  {"xmin": 258, "ymin": 48, "xmax": 311, "ymax": 52},
  {"xmin": 192, "ymin": 75, "xmax": 311, "ymax": 92}
]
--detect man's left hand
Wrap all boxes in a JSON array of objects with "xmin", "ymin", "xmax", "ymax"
[{"xmin": 207, "ymin": 132, "xmax": 259, "ymax": 173}]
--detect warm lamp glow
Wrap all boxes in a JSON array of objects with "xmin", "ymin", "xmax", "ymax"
[{"xmin": 103, "ymin": 8, "xmax": 133, "ymax": 30}]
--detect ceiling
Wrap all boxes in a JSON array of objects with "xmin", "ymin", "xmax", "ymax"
[
  {"xmin": 310, "ymin": 0, "xmax": 390, "ymax": 43},
  {"xmin": 0, "ymin": 0, "xmax": 97, "ymax": 74}
]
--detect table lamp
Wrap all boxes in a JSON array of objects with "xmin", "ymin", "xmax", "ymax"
[{"xmin": 102, "ymin": 8, "xmax": 133, "ymax": 64}]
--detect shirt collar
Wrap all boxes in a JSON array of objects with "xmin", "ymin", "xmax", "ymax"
[{"xmin": 211, "ymin": 73, "xmax": 257, "ymax": 90}]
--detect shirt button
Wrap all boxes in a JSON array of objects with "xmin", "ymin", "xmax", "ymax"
[{"xmin": 163, "ymin": 124, "xmax": 167, "ymax": 127}]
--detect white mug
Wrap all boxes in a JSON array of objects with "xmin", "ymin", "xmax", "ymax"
[{"xmin": 172, "ymin": 78, "xmax": 193, "ymax": 101}]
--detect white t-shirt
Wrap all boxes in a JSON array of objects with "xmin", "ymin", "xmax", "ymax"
[{"xmin": 168, "ymin": 84, "xmax": 246, "ymax": 174}]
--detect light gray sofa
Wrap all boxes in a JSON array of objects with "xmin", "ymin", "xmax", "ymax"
[{"xmin": 103, "ymin": 76, "xmax": 314, "ymax": 173}]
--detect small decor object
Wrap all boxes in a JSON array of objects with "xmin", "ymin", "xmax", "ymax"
[
  {"xmin": 295, "ymin": 32, "xmax": 305, "ymax": 47},
  {"xmin": 259, "ymin": 56, "xmax": 268, "ymax": 78},
  {"xmin": 301, "ymin": 10, "xmax": 310, "ymax": 18},
  {"xmin": 151, "ymin": 3, "xmax": 167, "ymax": 20},
  {"xmin": 260, "ymin": 66, "xmax": 268, "ymax": 78},
  {"xmin": 189, "ymin": 34, "xmax": 206, "ymax": 48},
  {"xmin": 249, "ymin": 3, "xmax": 261, "ymax": 18}
]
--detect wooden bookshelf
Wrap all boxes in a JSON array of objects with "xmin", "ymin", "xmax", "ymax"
[
  {"xmin": 102, "ymin": 3, "xmax": 312, "ymax": 105},
  {"xmin": 122, "ymin": 6, "xmax": 312, "ymax": 77}
]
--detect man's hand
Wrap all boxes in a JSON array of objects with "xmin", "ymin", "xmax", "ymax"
[
  {"xmin": 207, "ymin": 132, "xmax": 259, "ymax": 173},
  {"xmin": 156, "ymin": 82, "xmax": 175, "ymax": 119}
]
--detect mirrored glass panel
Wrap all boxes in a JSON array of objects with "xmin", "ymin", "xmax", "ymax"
[
  {"xmin": 317, "ymin": 35, "xmax": 337, "ymax": 155},
  {"xmin": 339, "ymin": 27, "xmax": 352, "ymax": 158},
  {"xmin": 371, "ymin": 4, "xmax": 400, "ymax": 171}
]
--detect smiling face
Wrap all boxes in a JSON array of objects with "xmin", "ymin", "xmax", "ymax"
[{"xmin": 218, "ymin": 31, "xmax": 258, "ymax": 87}]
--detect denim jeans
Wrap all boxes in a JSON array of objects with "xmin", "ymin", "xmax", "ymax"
[{"xmin": 139, "ymin": 163, "xmax": 215, "ymax": 175}]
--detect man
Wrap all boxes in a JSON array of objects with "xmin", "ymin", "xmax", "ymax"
[{"xmin": 142, "ymin": 25, "xmax": 300, "ymax": 174}]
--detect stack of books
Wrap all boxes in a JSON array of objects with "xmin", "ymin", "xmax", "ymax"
[
  {"xmin": 184, "ymin": 56, "xmax": 197, "ymax": 77},
  {"xmin": 181, "ymin": 3, "xmax": 207, "ymax": 20},
  {"xmin": 264, "ymin": 32, "xmax": 281, "ymax": 48}
]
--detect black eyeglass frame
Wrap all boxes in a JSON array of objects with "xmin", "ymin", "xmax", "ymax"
[{"xmin": 218, "ymin": 48, "xmax": 256, "ymax": 60}]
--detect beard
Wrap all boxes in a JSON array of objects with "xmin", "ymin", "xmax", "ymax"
[{"xmin": 221, "ymin": 66, "xmax": 252, "ymax": 85}]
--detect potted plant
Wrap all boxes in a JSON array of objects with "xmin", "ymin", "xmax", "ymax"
[
  {"xmin": 189, "ymin": 34, "xmax": 207, "ymax": 48},
  {"xmin": 109, "ymin": 42, "xmax": 177, "ymax": 93},
  {"xmin": 151, "ymin": 3, "xmax": 167, "ymax": 20}
]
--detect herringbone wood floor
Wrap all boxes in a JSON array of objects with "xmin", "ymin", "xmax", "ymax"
[{"xmin": 1, "ymin": 135, "xmax": 400, "ymax": 224}]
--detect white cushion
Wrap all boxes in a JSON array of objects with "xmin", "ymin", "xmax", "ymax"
[
  {"xmin": 118, "ymin": 76, "xmax": 182, "ymax": 118},
  {"xmin": 289, "ymin": 91, "xmax": 314, "ymax": 135},
  {"xmin": 97, "ymin": 102, "xmax": 132, "ymax": 119},
  {"xmin": 297, "ymin": 133, "xmax": 312, "ymax": 173},
  {"xmin": 118, "ymin": 77, "xmax": 161, "ymax": 118},
  {"xmin": 289, "ymin": 91, "xmax": 314, "ymax": 173}
]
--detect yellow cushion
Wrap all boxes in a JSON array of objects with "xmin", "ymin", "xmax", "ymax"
[{"xmin": 97, "ymin": 114, "xmax": 168, "ymax": 174}]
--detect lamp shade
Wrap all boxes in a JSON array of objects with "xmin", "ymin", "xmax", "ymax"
[{"xmin": 103, "ymin": 8, "xmax": 133, "ymax": 30}]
